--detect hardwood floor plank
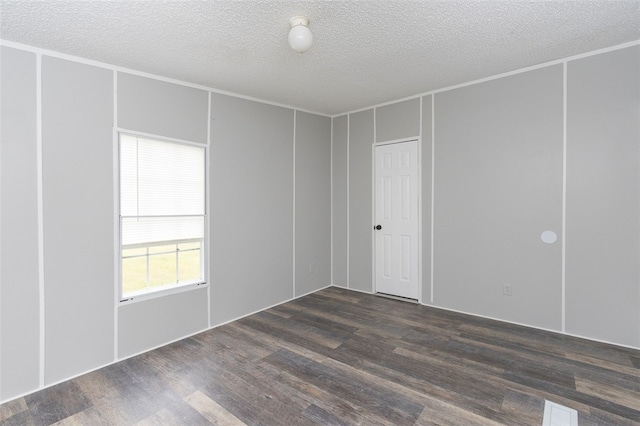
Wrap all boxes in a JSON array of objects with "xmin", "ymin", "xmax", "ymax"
[
  {"xmin": 0, "ymin": 409, "xmax": 35, "ymax": 426},
  {"xmin": 456, "ymin": 327, "xmax": 640, "ymax": 387},
  {"xmin": 566, "ymin": 352, "xmax": 640, "ymax": 378},
  {"xmin": 50, "ymin": 406, "xmax": 113, "ymax": 426},
  {"xmin": 24, "ymin": 382, "xmax": 92, "ymax": 426},
  {"xmin": 389, "ymin": 345, "xmax": 508, "ymax": 408},
  {"xmin": 199, "ymin": 362, "xmax": 316, "ymax": 425},
  {"xmin": 252, "ymin": 311, "xmax": 345, "ymax": 348},
  {"xmin": 272, "ymin": 308, "xmax": 360, "ymax": 341},
  {"xmin": 330, "ymin": 332, "xmax": 508, "ymax": 417},
  {"xmin": 225, "ymin": 362, "xmax": 318, "ymax": 422},
  {"xmin": 415, "ymin": 402, "xmax": 504, "ymax": 426},
  {"xmin": 249, "ymin": 356, "xmax": 394, "ymax": 425},
  {"xmin": 445, "ymin": 336, "xmax": 577, "ymax": 389},
  {"xmin": 460, "ymin": 320, "xmax": 637, "ymax": 368},
  {"xmin": 292, "ymin": 294, "xmax": 413, "ymax": 339},
  {"xmin": 301, "ymin": 404, "xmax": 351, "ymax": 426},
  {"xmin": 183, "ymin": 390, "xmax": 245, "ymax": 425},
  {"xmin": 391, "ymin": 343, "xmax": 591, "ymax": 423},
  {"xmin": 82, "ymin": 385, "xmax": 162, "ymax": 425},
  {"xmin": 263, "ymin": 348, "xmax": 424, "ymax": 425},
  {"xmin": 72, "ymin": 370, "xmax": 121, "ymax": 406},
  {"xmin": 499, "ymin": 389, "xmax": 544, "ymax": 425},
  {"xmin": 316, "ymin": 286, "xmax": 367, "ymax": 304},
  {"xmin": 0, "ymin": 398, "xmax": 29, "ymax": 422},
  {"xmin": 575, "ymin": 375, "xmax": 640, "ymax": 411},
  {"xmin": 281, "ymin": 298, "xmax": 402, "ymax": 341},
  {"xmin": 630, "ymin": 354, "xmax": 640, "ymax": 369},
  {"xmin": 134, "ymin": 399, "xmax": 212, "ymax": 426},
  {"xmin": 188, "ymin": 328, "xmax": 271, "ymax": 367},
  {"xmin": 578, "ymin": 406, "xmax": 640, "ymax": 426}
]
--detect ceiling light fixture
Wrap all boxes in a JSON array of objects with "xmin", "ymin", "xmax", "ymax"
[{"xmin": 288, "ymin": 16, "xmax": 313, "ymax": 53}]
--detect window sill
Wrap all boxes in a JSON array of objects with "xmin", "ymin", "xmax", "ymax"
[{"xmin": 119, "ymin": 281, "xmax": 208, "ymax": 305}]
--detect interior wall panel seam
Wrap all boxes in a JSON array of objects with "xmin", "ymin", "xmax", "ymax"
[
  {"xmin": 112, "ymin": 70, "xmax": 119, "ymax": 361},
  {"xmin": 346, "ymin": 114, "xmax": 350, "ymax": 289},
  {"xmin": 0, "ymin": 52, "xmax": 2, "ymax": 398},
  {"xmin": 36, "ymin": 52, "xmax": 45, "ymax": 388},
  {"xmin": 562, "ymin": 61, "xmax": 567, "ymax": 333},
  {"xmin": 330, "ymin": 118, "xmax": 334, "ymax": 285},
  {"xmin": 292, "ymin": 110, "xmax": 296, "ymax": 298},
  {"xmin": 372, "ymin": 108, "xmax": 377, "ymax": 293},
  {"xmin": 206, "ymin": 90, "xmax": 212, "ymax": 328},
  {"xmin": 418, "ymin": 96, "xmax": 423, "ymax": 304},
  {"xmin": 430, "ymin": 95, "xmax": 435, "ymax": 304}
]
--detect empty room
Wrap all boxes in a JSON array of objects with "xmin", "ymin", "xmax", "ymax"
[{"xmin": 1, "ymin": 1, "xmax": 639, "ymax": 424}]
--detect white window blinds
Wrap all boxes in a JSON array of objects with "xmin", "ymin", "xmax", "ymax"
[{"xmin": 120, "ymin": 134, "xmax": 205, "ymax": 247}]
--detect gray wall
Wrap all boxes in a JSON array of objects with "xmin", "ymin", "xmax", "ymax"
[
  {"xmin": 295, "ymin": 111, "xmax": 331, "ymax": 296},
  {"xmin": 331, "ymin": 115, "xmax": 348, "ymax": 287},
  {"xmin": 42, "ymin": 57, "xmax": 115, "ymax": 384},
  {"xmin": 331, "ymin": 45, "xmax": 639, "ymax": 348},
  {"xmin": 118, "ymin": 73, "xmax": 208, "ymax": 144},
  {"xmin": 119, "ymin": 287, "xmax": 208, "ymax": 357},
  {"xmin": 375, "ymin": 98, "xmax": 420, "ymax": 143},
  {"xmin": 566, "ymin": 46, "xmax": 640, "ymax": 347},
  {"xmin": 0, "ymin": 46, "xmax": 331, "ymax": 403},
  {"xmin": 348, "ymin": 109, "xmax": 374, "ymax": 292},
  {"xmin": 209, "ymin": 93, "xmax": 294, "ymax": 326},
  {"xmin": 421, "ymin": 95, "xmax": 433, "ymax": 305},
  {"xmin": 434, "ymin": 66, "xmax": 563, "ymax": 330},
  {"xmin": 0, "ymin": 46, "xmax": 40, "ymax": 399}
]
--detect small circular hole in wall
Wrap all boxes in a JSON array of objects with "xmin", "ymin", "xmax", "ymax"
[{"xmin": 541, "ymin": 230, "xmax": 558, "ymax": 244}]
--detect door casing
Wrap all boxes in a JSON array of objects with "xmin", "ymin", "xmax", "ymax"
[{"xmin": 372, "ymin": 138, "xmax": 422, "ymax": 302}]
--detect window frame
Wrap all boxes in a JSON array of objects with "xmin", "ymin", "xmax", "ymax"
[{"xmin": 117, "ymin": 131, "xmax": 208, "ymax": 303}]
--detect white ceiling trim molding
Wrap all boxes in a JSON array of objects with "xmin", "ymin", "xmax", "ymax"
[
  {"xmin": 2, "ymin": 38, "xmax": 639, "ymax": 119},
  {"xmin": 341, "ymin": 38, "xmax": 640, "ymax": 118},
  {"xmin": 0, "ymin": 39, "xmax": 332, "ymax": 118}
]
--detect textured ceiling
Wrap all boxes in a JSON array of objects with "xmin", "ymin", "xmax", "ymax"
[{"xmin": 1, "ymin": 0, "xmax": 639, "ymax": 115}]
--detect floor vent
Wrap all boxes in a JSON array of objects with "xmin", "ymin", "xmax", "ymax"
[{"xmin": 542, "ymin": 400, "xmax": 578, "ymax": 426}]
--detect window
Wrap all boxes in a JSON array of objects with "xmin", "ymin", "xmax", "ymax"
[{"xmin": 119, "ymin": 134, "xmax": 206, "ymax": 299}]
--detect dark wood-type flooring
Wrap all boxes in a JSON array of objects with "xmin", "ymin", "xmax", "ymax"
[{"xmin": 2, "ymin": 287, "xmax": 640, "ymax": 425}]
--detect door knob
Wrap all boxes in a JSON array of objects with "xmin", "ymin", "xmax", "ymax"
[{"xmin": 374, "ymin": 225, "xmax": 382, "ymax": 230}]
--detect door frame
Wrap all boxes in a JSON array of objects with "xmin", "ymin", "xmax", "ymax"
[{"xmin": 371, "ymin": 137, "xmax": 422, "ymax": 303}]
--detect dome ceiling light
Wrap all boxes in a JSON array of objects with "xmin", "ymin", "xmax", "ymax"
[{"xmin": 288, "ymin": 16, "xmax": 313, "ymax": 53}]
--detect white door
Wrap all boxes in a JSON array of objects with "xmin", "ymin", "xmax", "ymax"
[{"xmin": 374, "ymin": 140, "xmax": 420, "ymax": 300}]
